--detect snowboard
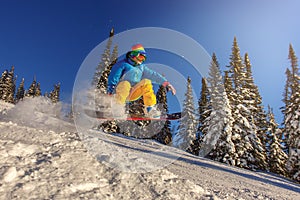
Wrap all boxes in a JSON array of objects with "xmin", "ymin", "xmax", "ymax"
[{"xmin": 84, "ymin": 109, "xmax": 181, "ymax": 121}]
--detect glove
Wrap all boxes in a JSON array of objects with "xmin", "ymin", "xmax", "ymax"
[{"xmin": 163, "ymin": 82, "xmax": 176, "ymax": 95}]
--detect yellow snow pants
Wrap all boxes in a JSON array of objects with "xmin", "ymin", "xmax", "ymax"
[{"xmin": 115, "ymin": 79, "xmax": 156, "ymax": 107}]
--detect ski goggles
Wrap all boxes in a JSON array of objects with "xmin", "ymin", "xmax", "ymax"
[{"xmin": 131, "ymin": 51, "xmax": 146, "ymax": 61}]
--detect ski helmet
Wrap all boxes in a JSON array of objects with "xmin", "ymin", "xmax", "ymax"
[{"xmin": 131, "ymin": 44, "xmax": 146, "ymax": 54}]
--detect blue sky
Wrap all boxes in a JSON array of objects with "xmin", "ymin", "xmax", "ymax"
[{"xmin": 1, "ymin": 0, "xmax": 300, "ymax": 122}]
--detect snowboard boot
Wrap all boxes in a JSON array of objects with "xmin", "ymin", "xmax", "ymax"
[{"xmin": 144, "ymin": 105, "xmax": 161, "ymax": 119}]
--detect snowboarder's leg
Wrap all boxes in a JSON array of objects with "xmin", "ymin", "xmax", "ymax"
[
  {"xmin": 107, "ymin": 81, "xmax": 131, "ymax": 118},
  {"xmin": 128, "ymin": 79, "xmax": 156, "ymax": 106},
  {"xmin": 115, "ymin": 81, "xmax": 131, "ymax": 104},
  {"xmin": 128, "ymin": 79, "xmax": 160, "ymax": 118}
]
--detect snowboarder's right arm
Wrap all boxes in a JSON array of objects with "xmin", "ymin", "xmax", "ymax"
[{"xmin": 107, "ymin": 63, "xmax": 125, "ymax": 94}]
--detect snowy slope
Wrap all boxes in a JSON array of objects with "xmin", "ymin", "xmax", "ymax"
[
  {"xmin": 0, "ymin": 101, "xmax": 14, "ymax": 115},
  {"xmin": 0, "ymin": 99, "xmax": 299, "ymax": 199}
]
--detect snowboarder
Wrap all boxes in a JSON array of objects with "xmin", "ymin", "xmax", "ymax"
[{"xmin": 107, "ymin": 44, "xmax": 176, "ymax": 118}]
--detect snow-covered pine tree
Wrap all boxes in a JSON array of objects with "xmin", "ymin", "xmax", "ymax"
[
  {"xmin": 93, "ymin": 27, "xmax": 115, "ymax": 93},
  {"xmin": 110, "ymin": 44, "xmax": 118, "ymax": 67},
  {"xmin": 35, "ymin": 83, "xmax": 42, "ymax": 97},
  {"xmin": 288, "ymin": 44, "xmax": 299, "ymax": 96},
  {"xmin": 281, "ymin": 68, "xmax": 292, "ymax": 153},
  {"xmin": 266, "ymin": 105, "xmax": 288, "ymax": 177},
  {"xmin": 243, "ymin": 53, "xmax": 268, "ymax": 170},
  {"xmin": 198, "ymin": 78, "xmax": 210, "ymax": 137},
  {"xmin": 15, "ymin": 78, "xmax": 25, "ymax": 102},
  {"xmin": 49, "ymin": 83, "xmax": 60, "ymax": 103},
  {"xmin": 0, "ymin": 70, "xmax": 8, "ymax": 101},
  {"xmin": 224, "ymin": 71, "xmax": 236, "ymax": 105},
  {"xmin": 226, "ymin": 38, "xmax": 253, "ymax": 169},
  {"xmin": 1, "ymin": 66, "xmax": 16, "ymax": 103},
  {"xmin": 229, "ymin": 37, "xmax": 244, "ymax": 94},
  {"xmin": 285, "ymin": 44, "xmax": 300, "ymax": 182},
  {"xmin": 0, "ymin": 70, "xmax": 8, "ymax": 100},
  {"xmin": 152, "ymin": 84, "xmax": 172, "ymax": 144},
  {"xmin": 199, "ymin": 53, "xmax": 236, "ymax": 164},
  {"xmin": 282, "ymin": 68, "xmax": 293, "ymax": 112},
  {"xmin": 191, "ymin": 78, "xmax": 210, "ymax": 155},
  {"xmin": 9, "ymin": 66, "xmax": 16, "ymax": 103},
  {"xmin": 100, "ymin": 43, "xmax": 118, "ymax": 91},
  {"xmin": 286, "ymin": 95, "xmax": 300, "ymax": 182},
  {"xmin": 174, "ymin": 77, "xmax": 197, "ymax": 151},
  {"xmin": 26, "ymin": 78, "xmax": 37, "ymax": 97},
  {"xmin": 226, "ymin": 37, "xmax": 267, "ymax": 170},
  {"xmin": 244, "ymin": 53, "xmax": 268, "ymax": 142}
]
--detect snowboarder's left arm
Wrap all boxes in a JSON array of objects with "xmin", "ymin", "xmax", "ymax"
[
  {"xmin": 143, "ymin": 66, "xmax": 176, "ymax": 95},
  {"xmin": 143, "ymin": 65, "xmax": 167, "ymax": 84}
]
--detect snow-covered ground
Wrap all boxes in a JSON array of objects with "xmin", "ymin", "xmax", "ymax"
[
  {"xmin": 0, "ymin": 101, "xmax": 14, "ymax": 115},
  {"xmin": 0, "ymin": 99, "xmax": 299, "ymax": 199}
]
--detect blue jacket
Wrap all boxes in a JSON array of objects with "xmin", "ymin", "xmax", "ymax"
[{"xmin": 107, "ymin": 58, "xmax": 167, "ymax": 93}]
